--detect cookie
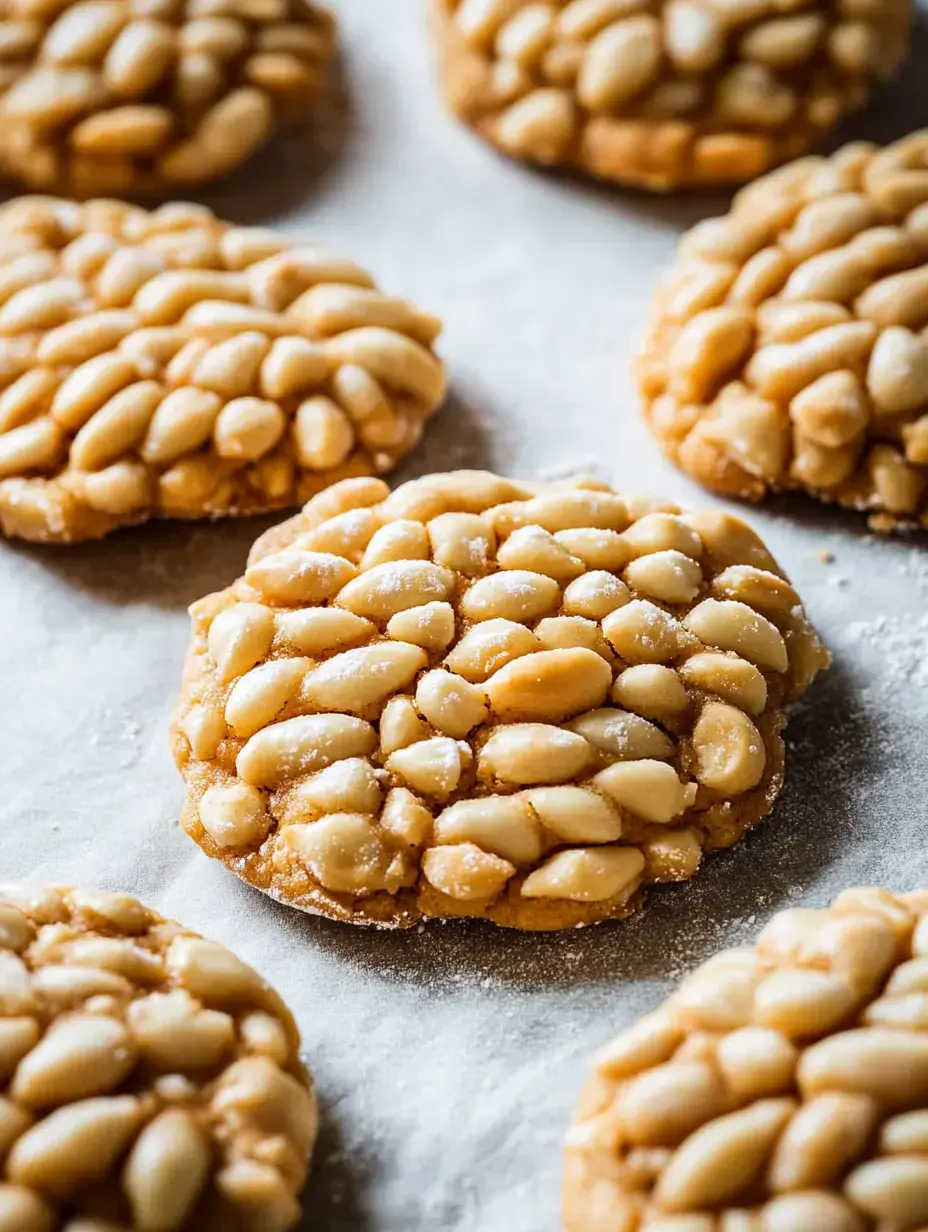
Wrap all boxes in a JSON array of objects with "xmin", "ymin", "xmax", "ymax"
[
  {"xmin": 564, "ymin": 886, "xmax": 928, "ymax": 1232},
  {"xmin": 0, "ymin": 882, "xmax": 316, "ymax": 1231},
  {"xmin": 172, "ymin": 469, "xmax": 828, "ymax": 931},
  {"xmin": 640, "ymin": 133, "xmax": 928, "ymax": 532},
  {"xmin": 431, "ymin": 0, "xmax": 908, "ymax": 191},
  {"xmin": 0, "ymin": 0, "xmax": 335, "ymax": 196},
  {"xmin": 0, "ymin": 196, "xmax": 446, "ymax": 543}
]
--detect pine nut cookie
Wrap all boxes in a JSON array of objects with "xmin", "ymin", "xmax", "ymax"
[
  {"xmin": 171, "ymin": 469, "xmax": 828, "ymax": 931},
  {"xmin": 430, "ymin": 0, "xmax": 909, "ymax": 191},
  {"xmin": 641, "ymin": 132, "xmax": 928, "ymax": 532},
  {"xmin": 0, "ymin": 0, "xmax": 335, "ymax": 197},
  {"xmin": 0, "ymin": 196, "xmax": 446, "ymax": 544},
  {"xmin": 564, "ymin": 886, "xmax": 928, "ymax": 1232},
  {"xmin": 0, "ymin": 882, "xmax": 317, "ymax": 1231}
]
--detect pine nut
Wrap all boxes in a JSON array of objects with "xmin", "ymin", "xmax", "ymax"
[
  {"xmin": 237, "ymin": 714, "xmax": 377, "ymax": 787},
  {"xmin": 337, "ymin": 560, "xmax": 455, "ymax": 621},
  {"xmin": 523, "ymin": 785, "xmax": 622, "ymax": 842},
  {"xmin": 422, "ymin": 843, "xmax": 515, "ymax": 901},
  {"xmin": 680, "ymin": 652, "xmax": 767, "ymax": 714},
  {"xmin": 521, "ymin": 846, "xmax": 644, "ymax": 901},
  {"xmin": 283, "ymin": 813, "xmax": 393, "ymax": 894},
  {"xmin": 123, "ymin": 1108, "xmax": 210, "ymax": 1230},
  {"xmin": 479, "ymin": 724, "xmax": 593, "ymax": 784},
  {"xmin": 462, "ymin": 570, "xmax": 561, "ymax": 623},
  {"xmin": 245, "ymin": 549, "xmax": 358, "ymax": 605},
  {"xmin": 386, "ymin": 737, "xmax": 463, "ymax": 799},
  {"xmin": 485, "ymin": 647, "xmax": 611, "ymax": 722},
  {"xmin": 595, "ymin": 760, "xmax": 696, "ymax": 824},
  {"xmin": 692, "ymin": 702, "xmax": 766, "ymax": 795},
  {"xmin": 199, "ymin": 782, "xmax": 269, "ymax": 848},
  {"xmin": 11, "ymin": 1014, "xmax": 135, "ymax": 1107},
  {"xmin": 567, "ymin": 707, "xmax": 673, "ymax": 760},
  {"xmin": 433, "ymin": 796, "xmax": 542, "ymax": 864},
  {"xmin": 602, "ymin": 599, "xmax": 684, "ymax": 664},
  {"xmin": 684, "ymin": 599, "xmax": 787, "ymax": 672},
  {"xmin": 208, "ymin": 601, "xmax": 275, "ymax": 683},
  {"xmin": 302, "ymin": 643, "xmax": 427, "ymax": 715},
  {"xmin": 444, "ymin": 619, "xmax": 540, "ymax": 682},
  {"xmin": 611, "ymin": 665, "xmax": 689, "ymax": 719}
]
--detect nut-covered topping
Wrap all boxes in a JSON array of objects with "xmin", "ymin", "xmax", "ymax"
[
  {"xmin": 432, "ymin": 0, "xmax": 908, "ymax": 190},
  {"xmin": 641, "ymin": 131, "xmax": 928, "ymax": 531},
  {"xmin": 0, "ymin": 0, "xmax": 336, "ymax": 195},
  {"xmin": 0, "ymin": 197, "xmax": 445, "ymax": 544},
  {"xmin": 173, "ymin": 470, "xmax": 826, "ymax": 930},
  {"xmin": 564, "ymin": 887, "xmax": 928, "ymax": 1232},
  {"xmin": 0, "ymin": 883, "xmax": 316, "ymax": 1230}
]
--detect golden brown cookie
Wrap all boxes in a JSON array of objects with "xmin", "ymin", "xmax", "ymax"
[
  {"xmin": 431, "ymin": 0, "xmax": 909, "ymax": 191},
  {"xmin": 0, "ymin": 0, "xmax": 335, "ymax": 196},
  {"xmin": 171, "ymin": 469, "xmax": 828, "ymax": 931},
  {"xmin": 0, "ymin": 882, "xmax": 316, "ymax": 1231},
  {"xmin": 641, "ymin": 132, "xmax": 928, "ymax": 531},
  {"xmin": 564, "ymin": 885, "xmax": 928, "ymax": 1232},
  {"xmin": 0, "ymin": 196, "xmax": 446, "ymax": 544}
]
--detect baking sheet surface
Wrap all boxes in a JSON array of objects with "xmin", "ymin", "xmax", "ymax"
[{"xmin": 4, "ymin": 5, "xmax": 928, "ymax": 1228}]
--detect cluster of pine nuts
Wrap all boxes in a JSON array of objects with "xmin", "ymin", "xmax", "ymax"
[
  {"xmin": 0, "ymin": 195, "xmax": 446, "ymax": 544},
  {"xmin": 431, "ymin": 0, "xmax": 908, "ymax": 190},
  {"xmin": 0, "ymin": 0, "xmax": 335, "ymax": 195},
  {"xmin": 639, "ymin": 132, "xmax": 928, "ymax": 530},
  {"xmin": 0, "ymin": 882, "xmax": 316, "ymax": 1232},
  {"xmin": 171, "ymin": 469, "xmax": 828, "ymax": 931},
  {"xmin": 564, "ymin": 886, "xmax": 928, "ymax": 1232}
]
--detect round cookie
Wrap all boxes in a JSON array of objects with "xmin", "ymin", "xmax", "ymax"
[
  {"xmin": 0, "ymin": 0, "xmax": 335, "ymax": 196},
  {"xmin": 431, "ymin": 0, "xmax": 909, "ymax": 191},
  {"xmin": 172, "ymin": 469, "xmax": 828, "ymax": 931},
  {"xmin": 641, "ymin": 132, "xmax": 928, "ymax": 531},
  {"xmin": 0, "ymin": 196, "xmax": 446, "ymax": 544},
  {"xmin": 0, "ymin": 882, "xmax": 316, "ymax": 1231},
  {"xmin": 564, "ymin": 886, "xmax": 928, "ymax": 1232}
]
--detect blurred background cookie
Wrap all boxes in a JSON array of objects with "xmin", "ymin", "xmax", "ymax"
[
  {"xmin": 173, "ymin": 470, "xmax": 828, "ymax": 931},
  {"xmin": 641, "ymin": 132, "xmax": 928, "ymax": 531},
  {"xmin": 431, "ymin": 0, "xmax": 909, "ymax": 190},
  {"xmin": 0, "ymin": 882, "xmax": 316, "ymax": 1231},
  {"xmin": 0, "ymin": 196, "xmax": 446, "ymax": 543},
  {"xmin": 565, "ymin": 885, "xmax": 928, "ymax": 1232},
  {"xmin": 0, "ymin": 0, "xmax": 335, "ymax": 196}
]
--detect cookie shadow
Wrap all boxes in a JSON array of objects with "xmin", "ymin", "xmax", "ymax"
[
  {"xmin": 826, "ymin": 9, "xmax": 928, "ymax": 151},
  {"xmin": 300, "ymin": 1094, "xmax": 376, "ymax": 1232},
  {"xmin": 3, "ymin": 386, "xmax": 496, "ymax": 608},
  {"xmin": 1, "ymin": 513, "xmax": 278, "ymax": 611},
  {"xmin": 200, "ymin": 55, "xmax": 354, "ymax": 227},
  {"xmin": 390, "ymin": 384, "xmax": 504, "ymax": 482},
  {"xmin": 283, "ymin": 655, "xmax": 871, "ymax": 993}
]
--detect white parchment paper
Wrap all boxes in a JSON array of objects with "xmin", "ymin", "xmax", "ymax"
[{"xmin": 3, "ymin": 4, "xmax": 928, "ymax": 1228}]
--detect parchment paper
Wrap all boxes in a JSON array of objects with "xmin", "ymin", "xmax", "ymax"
[{"xmin": 4, "ymin": 5, "xmax": 928, "ymax": 1228}]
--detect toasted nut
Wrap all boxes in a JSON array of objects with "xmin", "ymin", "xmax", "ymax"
[
  {"xmin": 175, "ymin": 470, "xmax": 823, "ymax": 930},
  {"xmin": 479, "ymin": 723, "xmax": 594, "ymax": 784},
  {"xmin": 521, "ymin": 846, "xmax": 645, "ymax": 901},
  {"xmin": 422, "ymin": 843, "xmax": 515, "ymax": 901},
  {"xmin": 0, "ymin": 883, "xmax": 315, "ymax": 1224},
  {"xmin": 692, "ymin": 702, "xmax": 766, "ymax": 795},
  {"xmin": 684, "ymin": 599, "xmax": 787, "ymax": 672},
  {"xmin": 199, "ymin": 782, "xmax": 270, "ymax": 848},
  {"xmin": 595, "ymin": 760, "xmax": 696, "ymax": 824}
]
